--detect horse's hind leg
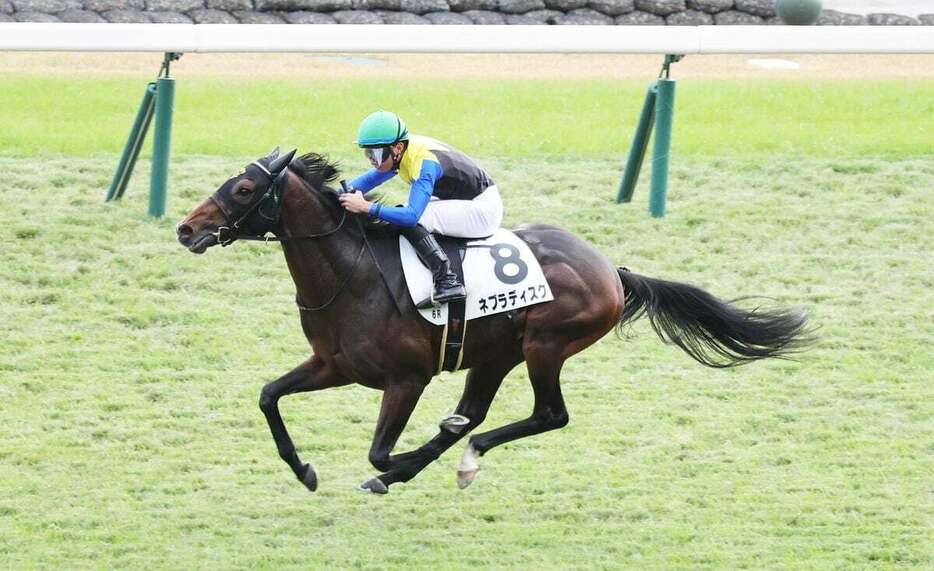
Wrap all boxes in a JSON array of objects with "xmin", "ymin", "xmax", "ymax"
[
  {"xmin": 361, "ymin": 354, "xmax": 520, "ymax": 494},
  {"xmin": 457, "ymin": 342, "xmax": 569, "ymax": 489},
  {"xmin": 259, "ymin": 357, "xmax": 350, "ymax": 491}
]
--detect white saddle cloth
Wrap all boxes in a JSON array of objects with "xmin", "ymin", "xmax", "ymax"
[{"xmin": 400, "ymin": 228, "xmax": 554, "ymax": 326}]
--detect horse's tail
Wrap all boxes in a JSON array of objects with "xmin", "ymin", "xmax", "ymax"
[{"xmin": 616, "ymin": 268, "xmax": 814, "ymax": 368}]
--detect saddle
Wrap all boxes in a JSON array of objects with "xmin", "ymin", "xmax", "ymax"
[{"xmin": 366, "ymin": 225, "xmax": 553, "ymax": 374}]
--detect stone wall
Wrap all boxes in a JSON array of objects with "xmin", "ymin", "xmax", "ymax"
[{"xmin": 1, "ymin": 0, "xmax": 931, "ymax": 24}]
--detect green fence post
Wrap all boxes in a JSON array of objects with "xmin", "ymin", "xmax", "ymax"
[
  {"xmin": 106, "ymin": 82, "xmax": 157, "ymax": 202},
  {"xmin": 149, "ymin": 76, "xmax": 175, "ymax": 218},
  {"xmin": 649, "ymin": 78, "xmax": 676, "ymax": 218},
  {"xmin": 617, "ymin": 81, "xmax": 658, "ymax": 204}
]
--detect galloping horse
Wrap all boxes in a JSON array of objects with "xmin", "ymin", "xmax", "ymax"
[{"xmin": 177, "ymin": 149, "xmax": 812, "ymax": 494}]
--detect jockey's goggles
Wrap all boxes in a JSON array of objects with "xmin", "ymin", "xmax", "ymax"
[{"xmin": 363, "ymin": 146, "xmax": 391, "ymax": 166}]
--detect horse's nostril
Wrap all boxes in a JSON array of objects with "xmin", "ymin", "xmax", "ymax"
[{"xmin": 177, "ymin": 223, "xmax": 193, "ymax": 245}]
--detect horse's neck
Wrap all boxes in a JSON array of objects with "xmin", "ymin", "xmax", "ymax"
[{"xmin": 276, "ymin": 187, "xmax": 367, "ymax": 309}]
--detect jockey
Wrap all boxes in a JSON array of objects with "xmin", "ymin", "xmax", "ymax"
[{"xmin": 339, "ymin": 110, "xmax": 503, "ymax": 308}]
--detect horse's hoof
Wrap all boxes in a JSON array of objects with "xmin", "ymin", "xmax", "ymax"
[
  {"xmin": 456, "ymin": 468, "xmax": 479, "ymax": 489},
  {"xmin": 456, "ymin": 444, "xmax": 481, "ymax": 489},
  {"xmin": 358, "ymin": 477, "xmax": 389, "ymax": 495},
  {"xmin": 299, "ymin": 464, "xmax": 318, "ymax": 492},
  {"xmin": 440, "ymin": 414, "xmax": 470, "ymax": 434}
]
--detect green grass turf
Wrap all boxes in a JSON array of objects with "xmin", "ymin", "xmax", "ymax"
[
  {"xmin": 0, "ymin": 147, "xmax": 931, "ymax": 568},
  {"xmin": 0, "ymin": 76, "xmax": 932, "ymax": 158}
]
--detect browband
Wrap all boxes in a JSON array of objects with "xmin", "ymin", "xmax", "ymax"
[{"xmin": 251, "ymin": 161, "xmax": 272, "ymax": 176}]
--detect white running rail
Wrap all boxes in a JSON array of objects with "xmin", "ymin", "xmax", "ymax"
[{"xmin": 0, "ymin": 23, "xmax": 932, "ymax": 54}]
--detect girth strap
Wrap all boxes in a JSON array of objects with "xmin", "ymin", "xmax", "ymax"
[{"xmin": 437, "ymin": 299, "xmax": 468, "ymax": 374}]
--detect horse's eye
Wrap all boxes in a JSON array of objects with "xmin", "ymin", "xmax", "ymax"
[{"xmin": 235, "ymin": 186, "xmax": 252, "ymax": 196}]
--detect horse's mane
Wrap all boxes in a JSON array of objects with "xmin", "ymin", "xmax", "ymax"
[
  {"xmin": 287, "ymin": 151, "xmax": 389, "ymax": 232},
  {"xmin": 290, "ymin": 152, "xmax": 341, "ymax": 192}
]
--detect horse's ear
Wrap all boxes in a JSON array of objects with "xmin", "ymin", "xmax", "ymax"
[
  {"xmin": 267, "ymin": 147, "xmax": 280, "ymax": 161},
  {"xmin": 268, "ymin": 149, "xmax": 297, "ymax": 174}
]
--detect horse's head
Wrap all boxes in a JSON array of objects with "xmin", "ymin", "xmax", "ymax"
[{"xmin": 176, "ymin": 148, "xmax": 296, "ymax": 254}]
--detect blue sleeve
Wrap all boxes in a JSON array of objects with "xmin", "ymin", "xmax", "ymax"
[
  {"xmin": 370, "ymin": 160, "xmax": 442, "ymax": 227},
  {"xmin": 350, "ymin": 169, "xmax": 396, "ymax": 193}
]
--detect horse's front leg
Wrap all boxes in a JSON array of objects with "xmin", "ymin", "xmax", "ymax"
[
  {"xmin": 259, "ymin": 356, "xmax": 350, "ymax": 491},
  {"xmin": 360, "ymin": 355, "xmax": 519, "ymax": 494},
  {"xmin": 359, "ymin": 378, "xmax": 426, "ymax": 494}
]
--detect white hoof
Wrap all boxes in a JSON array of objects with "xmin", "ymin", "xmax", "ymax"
[{"xmin": 456, "ymin": 444, "xmax": 481, "ymax": 489}]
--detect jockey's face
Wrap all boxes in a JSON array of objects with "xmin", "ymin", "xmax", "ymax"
[{"xmin": 365, "ymin": 141, "xmax": 406, "ymax": 172}]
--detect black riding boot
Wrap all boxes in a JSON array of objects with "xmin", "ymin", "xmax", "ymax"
[{"xmin": 402, "ymin": 225, "xmax": 466, "ymax": 308}]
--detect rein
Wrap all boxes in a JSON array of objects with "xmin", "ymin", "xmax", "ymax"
[
  {"xmin": 213, "ymin": 208, "xmax": 348, "ymax": 245},
  {"xmin": 295, "ymin": 234, "xmax": 367, "ymax": 312}
]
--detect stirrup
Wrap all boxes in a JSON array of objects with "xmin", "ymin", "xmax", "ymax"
[
  {"xmin": 416, "ymin": 294, "xmax": 439, "ymax": 310},
  {"xmin": 415, "ymin": 288, "xmax": 465, "ymax": 310},
  {"xmin": 433, "ymin": 288, "xmax": 466, "ymax": 304}
]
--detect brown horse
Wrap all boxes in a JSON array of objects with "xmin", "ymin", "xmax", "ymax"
[{"xmin": 176, "ymin": 149, "xmax": 812, "ymax": 494}]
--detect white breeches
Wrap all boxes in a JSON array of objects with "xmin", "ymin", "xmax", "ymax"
[{"xmin": 418, "ymin": 185, "xmax": 503, "ymax": 238}]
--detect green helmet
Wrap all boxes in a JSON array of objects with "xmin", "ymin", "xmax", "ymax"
[{"xmin": 356, "ymin": 111, "xmax": 409, "ymax": 148}]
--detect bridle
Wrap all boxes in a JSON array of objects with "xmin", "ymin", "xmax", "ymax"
[
  {"xmin": 209, "ymin": 154, "xmax": 367, "ymax": 312},
  {"xmin": 209, "ymin": 159, "xmax": 351, "ymax": 246}
]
